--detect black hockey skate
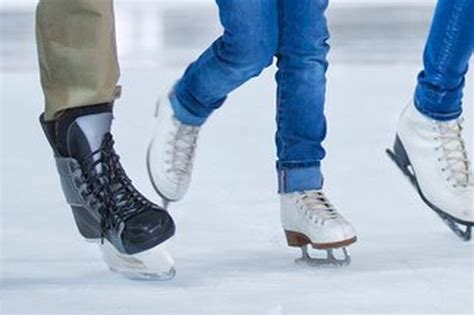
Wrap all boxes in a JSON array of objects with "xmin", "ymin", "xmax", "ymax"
[
  {"xmin": 40, "ymin": 103, "xmax": 176, "ymax": 254},
  {"xmin": 386, "ymin": 136, "xmax": 472, "ymax": 241}
]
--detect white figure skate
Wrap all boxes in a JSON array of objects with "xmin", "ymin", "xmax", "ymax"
[
  {"xmin": 387, "ymin": 102, "xmax": 473, "ymax": 240},
  {"xmin": 147, "ymin": 95, "xmax": 200, "ymax": 207},
  {"xmin": 281, "ymin": 190, "xmax": 357, "ymax": 267}
]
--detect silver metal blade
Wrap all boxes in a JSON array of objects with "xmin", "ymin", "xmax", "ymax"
[{"xmin": 295, "ymin": 246, "xmax": 352, "ymax": 268}]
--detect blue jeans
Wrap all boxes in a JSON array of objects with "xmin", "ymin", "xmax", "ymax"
[
  {"xmin": 415, "ymin": 0, "xmax": 474, "ymax": 121},
  {"xmin": 171, "ymin": 0, "xmax": 330, "ymax": 193}
]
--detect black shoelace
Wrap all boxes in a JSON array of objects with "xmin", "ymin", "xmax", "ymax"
[{"xmin": 80, "ymin": 133, "xmax": 149, "ymax": 241}]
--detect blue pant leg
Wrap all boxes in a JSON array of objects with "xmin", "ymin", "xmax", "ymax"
[
  {"xmin": 275, "ymin": 0, "xmax": 330, "ymax": 193},
  {"xmin": 172, "ymin": 0, "xmax": 278, "ymax": 126},
  {"xmin": 415, "ymin": 0, "xmax": 474, "ymax": 121}
]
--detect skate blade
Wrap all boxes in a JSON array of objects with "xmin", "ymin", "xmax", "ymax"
[
  {"xmin": 437, "ymin": 213, "xmax": 472, "ymax": 241},
  {"xmin": 295, "ymin": 246, "xmax": 351, "ymax": 268},
  {"xmin": 100, "ymin": 240, "xmax": 176, "ymax": 281},
  {"xmin": 110, "ymin": 266, "xmax": 176, "ymax": 281}
]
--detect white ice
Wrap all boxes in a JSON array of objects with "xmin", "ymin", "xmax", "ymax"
[{"xmin": 1, "ymin": 3, "xmax": 473, "ymax": 315}]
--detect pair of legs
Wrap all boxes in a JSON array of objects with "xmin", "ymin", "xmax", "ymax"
[
  {"xmin": 172, "ymin": 0, "xmax": 330, "ymax": 193},
  {"xmin": 149, "ymin": 0, "xmax": 357, "ymax": 265}
]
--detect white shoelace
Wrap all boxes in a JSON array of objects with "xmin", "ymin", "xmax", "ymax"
[
  {"xmin": 165, "ymin": 118, "xmax": 200, "ymax": 180},
  {"xmin": 296, "ymin": 191, "xmax": 339, "ymax": 224},
  {"xmin": 434, "ymin": 118, "xmax": 473, "ymax": 188}
]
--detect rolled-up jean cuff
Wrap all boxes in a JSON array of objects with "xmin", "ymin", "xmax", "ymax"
[
  {"xmin": 278, "ymin": 166, "xmax": 323, "ymax": 194},
  {"xmin": 170, "ymin": 93, "xmax": 207, "ymax": 127}
]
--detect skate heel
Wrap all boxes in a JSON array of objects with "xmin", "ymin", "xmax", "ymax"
[
  {"xmin": 70, "ymin": 206, "xmax": 101, "ymax": 240},
  {"xmin": 284, "ymin": 230, "xmax": 310, "ymax": 247}
]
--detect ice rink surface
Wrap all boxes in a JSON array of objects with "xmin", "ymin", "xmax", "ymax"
[{"xmin": 1, "ymin": 2, "xmax": 473, "ymax": 315}]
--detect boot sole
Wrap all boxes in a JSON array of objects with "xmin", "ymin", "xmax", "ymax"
[{"xmin": 285, "ymin": 230, "xmax": 357, "ymax": 249}]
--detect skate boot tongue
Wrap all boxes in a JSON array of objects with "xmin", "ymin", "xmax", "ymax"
[
  {"xmin": 437, "ymin": 119, "xmax": 472, "ymax": 187},
  {"xmin": 72, "ymin": 112, "xmax": 112, "ymax": 158},
  {"xmin": 55, "ymin": 103, "xmax": 113, "ymax": 162}
]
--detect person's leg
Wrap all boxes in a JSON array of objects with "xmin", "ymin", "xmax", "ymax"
[
  {"xmin": 276, "ymin": 0, "xmax": 356, "ymax": 265},
  {"xmin": 148, "ymin": 0, "xmax": 278, "ymax": 202},
  {"xmin": 36, "ymin": 0, "xmax": 176, "ymax": 279},
  {"xmin": 275, "ymin": 0, "xmax": 329, "ymax": 193},
  {"xmin": 36, "ymin": 0, "xmax": 121, "ymax": 121},
  {"xmin": 414, "ymin": 0, "xmax": 474, "ymax": 120},
  {"xmin": 171, "ymin": 0, "xmax": 279, "ymax": 126},
  {"xmin": 388, "ymin": 0, "xmax": 473, "ymax": 240}
]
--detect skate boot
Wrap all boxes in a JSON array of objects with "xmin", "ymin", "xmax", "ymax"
[
  {"xmin": 147, "ymin": 94, "xmax": 200, "ymax": 206},
  {"xmin": 40, "ymin": 103, "xmax": 176, "ymax": 279},
  {"xmin": 281, "ymin": 190, "xmax": 357, "ymax": 267},
  {"xmin": 387, "ymin": 102, "xmax": 473, "ymax": 241}
]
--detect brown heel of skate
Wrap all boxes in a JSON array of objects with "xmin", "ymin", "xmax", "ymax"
[{"xmin": 285, "ymin": 230, "xmax": 311, "ymax": 247}]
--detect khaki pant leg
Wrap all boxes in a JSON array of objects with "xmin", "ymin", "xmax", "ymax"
[{"xmin": 36, "ymin": 0, "xmax": 120, "ymax": 121}]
